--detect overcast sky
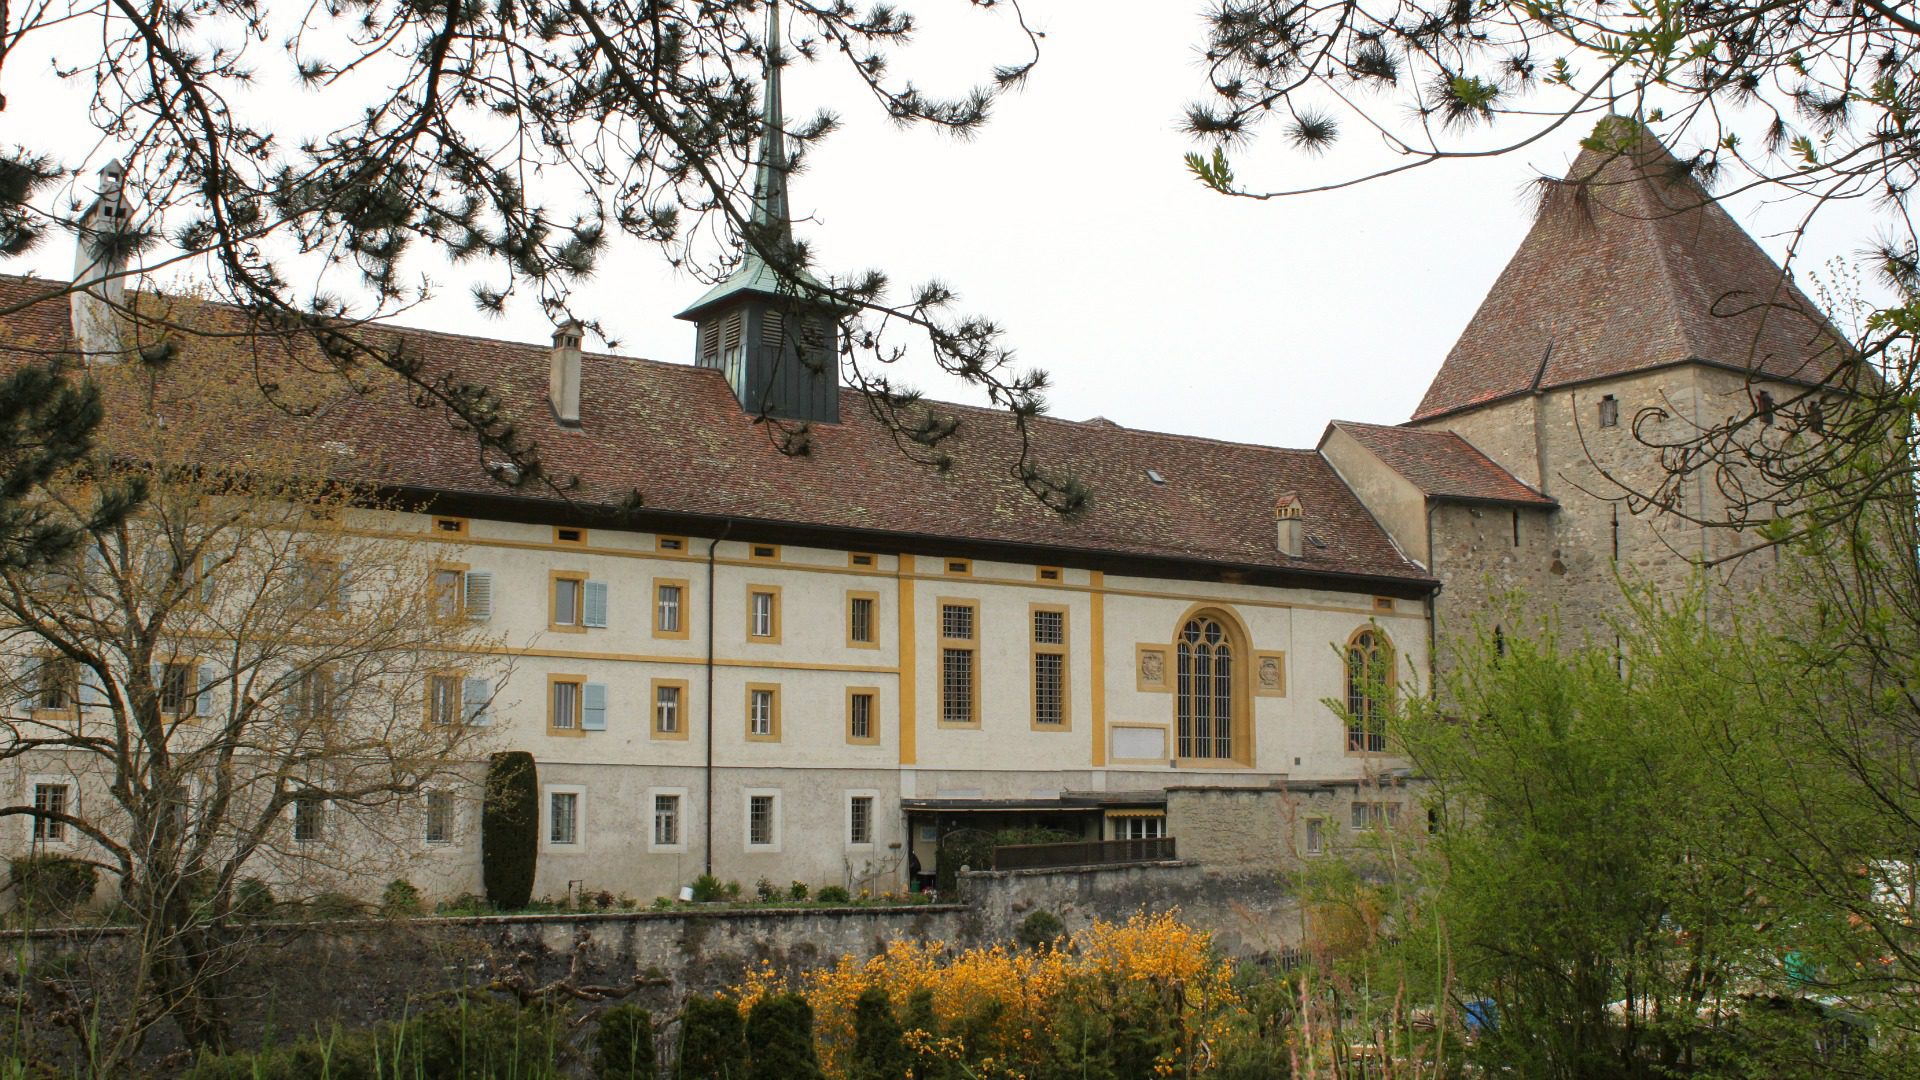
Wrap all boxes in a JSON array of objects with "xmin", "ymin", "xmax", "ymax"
[{"xmin": 6, "ymin": 2, "xmax": 1880, "ymax": 450}]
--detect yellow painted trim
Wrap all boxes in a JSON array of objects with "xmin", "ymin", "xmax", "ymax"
[
  {"xmin": 1254, "ymin": 650, "xmax": 1287, "ymax": 697},
  {"xmin": 423, "ymin": 669, "xmax": 465, "ymax": 730},
  {"xmin": 431, "ymin": 516, "xmax": 469, "ymax": 537},
  {"xmin": 744, "ymin": 682, "xmax": 782, "ymax": 742},
  {"xmin": 747, "ymin": 543, "xmax": 782, "ymax": 563},
  {"xmin": 649, "ymin": 677, "xmax": 690, "ymax": 740},
  {"xmin": 548, "ymin": 569, "xmax": 588, "ymax": 634},
  {"xmin": 848, "ymin": 551, "xmax": 878, "ymax": 570},
  {"xmin": 1029, "ymin": 602, "xmax": 1071, "ymax": 732},
  {"xmin": 746, "ymin": 584, "xmax": 783, "ymax": 644},
  {"xmin": 652, "ymin": 577, "xmax": 691, "ymax": 640},
  {"xmin": 898, "ymin": 557, "xmax": 917, "ymax": 765},
  {"xmin": 1036, "ymin": 565, "xmax": 1063, "ymax": 583},
  {"xmin": 429, "ymin": 561, "xmax": 470, "ymax": 623},
  {"xmin": 466, "ymin": 642, "xmax": 897, "ymax": 675},
  {"xmin": 552, "ymin": 525, "xmax": 589, "ymax": 547},
  {"xmin": 655, "ymin": 535, "xmax": 689, "ymax": 554},
  {"xmin": 1372, "ymin": 596, "xmax": 1395, "ymax": 613},
  {"xmin": 934, "ymin": 596, "xmax": 980, "ymax": 729},
  {"xmin": 1090, "ymin": 571, "xmax": 1106, "ymax": 765},
  {"xmin": 545, "ymin": 672, "xmax": 586, "ymax": 737},
  {"xmin": 1104, "ymin": 809, "xmax": 1166, "ymax": 819},
  {"xmin": 846, "ymin": 590, "xmax": 881, "ymax": 650},
  {"xmin": 1106, "ymin": 722, "xmax": 1167, "ymax": 765},
  {"xmin": 941, "ymin": 557, "xmax": 973, "ymax": 577},
  {"xmin": 845, "ymin": 686, "xmax": 881, "ymax": 745}
]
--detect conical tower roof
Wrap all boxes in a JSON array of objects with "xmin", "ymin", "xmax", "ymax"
[{"xmin": 1412, "ymin": 120, "xmax": 1847, "ymax": 421}]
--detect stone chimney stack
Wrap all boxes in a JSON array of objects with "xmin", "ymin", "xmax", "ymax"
[
  {"xmin": 550, "ymin": 320, "xmax": 585, "ymax": 426},
  {"xmin": 71, "ymin": 159, "xmax": 133, "ymax": 361},
  {"xmin": 1274, "ymin": 493, "xmax": 1305, "ymax": 558}
]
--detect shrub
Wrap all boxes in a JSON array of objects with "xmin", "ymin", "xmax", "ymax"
[
  {"xmin": 482, "ymin": 750, "xmax": 539, "ymax": 910},
  {"xmin": 755, "ymin": 877, "xmax": 779, "ymax": 902},
  {"xmin": 651, "ymin": 896, "xmax": 673, "ymax": 910},
  {"xmin": 381, "ymin": 878, "xmax": 424, "ymax": 916},
  {"xmin": 690, "ymin": 873, "xmax": 725, "ymax": 902},
  {"xmin": 9, "ymin": 854, "xmax": 97, "ymax": 919},
  {"xmin": 187, "ymin": 998, "xmax": 563, "ymax": 1080},
  {"xmin": 1017, "ymin": 909, "xmax": 1064, "ymax": 951},
  {"xmin": 306, "ymin": 891, "xmax": 364, "ymax": 921},
  {"xmin": 676, "ymin": 995, "xmax": 747, "ymax": 1080},
  {"xmin": 849, "ymin": 987, "xmax": 908, "ymax": 1080},
  {"xmin": 594, "ymin": 1003, "xmax": 656, "ymax": 1080},
  {"xmin": 746, "ymin": 993, "xmax": 823, "ymax": 1080},
  {"xmin": 816, "ymin": 884, "xmax": 851, "ymax": 904},
  {"xmin": 722, "ymin": 880, "xmax": 742, "ymax": 900},
  {"xmin": 232, "ymin": 877, "xmax": 274, "ymax": 920},
  {"xmin": 788, "ymin": 881, "xmax": 809, "ymax": 902}
]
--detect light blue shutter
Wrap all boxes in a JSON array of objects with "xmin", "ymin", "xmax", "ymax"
[
  {"xmin": 335, "ymin": 561, "xmax": 352, "ymax": 613},
  {"xmin": 583, "ymin": 581, "xmax": 608, "ymax": 628},
  {"xmin": 77, "ymin": 666, "xmax": 105, "ymax": 708},
  {"xmin": 581, "ymin": 682, "xmax": 607, "ymax": 731},
  {"xmin": 463, "ymin": 677, "xmax": 492, "ymax": 726},
  {"xmin": 200, "ymin": 552, "xmax": 218, "ymax": 603},
  {"xmin": 18, "ymin": 656, "xmax": 39, "ymax": 709},
  {"xmin": 463, "ymin": 571, "xmax": 492, "ymax": 622},
  {"xmin": 196, "ymin": 664, "xmax": 217, "ymax": 718}
]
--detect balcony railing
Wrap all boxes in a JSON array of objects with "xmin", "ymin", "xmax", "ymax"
[{"xmin": 990, "ymin": 836, "xmax": 1176, "ymax": 871}]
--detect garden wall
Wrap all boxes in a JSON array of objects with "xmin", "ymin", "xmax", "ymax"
[{"xmin": 956, "ymin": 859, "xmax": 1299, "ymax": 958}]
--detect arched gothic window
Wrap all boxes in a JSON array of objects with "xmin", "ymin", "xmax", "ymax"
[
  {"xmin": 1346, "ymin": 629, "xmax": 1391, "ymax": 753},
  {"xmin": 1176, "ymin": 615, "xmax": 1234, "ymax": 760}
]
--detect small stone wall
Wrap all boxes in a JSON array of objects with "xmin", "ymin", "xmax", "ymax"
[{"xmin": 958, "ymin": 859, "xmax": 1299, "ymax": 958}]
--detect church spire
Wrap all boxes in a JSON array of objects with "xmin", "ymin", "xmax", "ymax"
[{"xmin": 750, "ymin": 0, "xmax": 791, "ymax": 246}]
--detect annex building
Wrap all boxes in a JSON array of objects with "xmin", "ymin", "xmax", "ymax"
[{"xmin": 0, "ymin": 58, "xmax": 1844, "ymax": 901}]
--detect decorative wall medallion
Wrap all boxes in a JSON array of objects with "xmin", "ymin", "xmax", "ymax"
[{"xmin": 1254, "ymin": 651, "xmax": 1287, "ymax": 696}]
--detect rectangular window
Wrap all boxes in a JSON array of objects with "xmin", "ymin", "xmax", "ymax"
[
  {"xmin": 847, "ymin": 593, "xmax": 877, "ymax": 647},
  {"xmin": 431, "ymin": 567, "xmax": 465, "ymax": 620},
  {"xmin": 425, "ymin": 791, "xmax": 452, "ymax": 844},
  {"xmin": 655, "ymin": 684, "xmax": 681, "ymax": 735},
  {"xmin": 1037, "ymin": 566, "xmax": 1062, "ymax": 582},
  {"xmin": 552, "ymin": 574, "xmax": 584, "ymax": 628},
  {"xmin": 1305, "ymin": 818, "xmax": 1324, "ymax": 855},
  {"xmin": 656, "ymin": 582, "xmax": 684, "ymax": 635},
  {"xmin": 32, "ymin": 784, "xmax": 67, "ymax": 843},
  {"xmin": 944, "ymin": 558, "xmax": 972, "ymax": 576},
  {"xmin": 294, "ymin": 667, "xmax": 336, "ymax": 722},
  {"xmin": 427, "ymin": 673, "xmax": 461, "ymax": 727},
  {"xmin": 748, "ymin": 794, "xmax": 775, "ymax": 847},
  {"xmin": 35, "ymin": 657, "xmax": 75, "ymax": 712},
  {"xmin": 433, "ymin": 516, "xmax": 468, "ymax": 536},
  {"xmin": 550, "ymin": 678, "xmax": 582, "ymax": 733},
  {"xmin": 848, "ymin": 552, "xmax": 875, "ymax": 568},
  {"xmin": 747, "ymin": 587, "xmax": 780, "ymax": 642},
  {"xmin": 158, "ymin": 662, "xmax": 193, "ymax": 715},
  {"xmin": 549, "ymin": 792, "xmax": 579, "ymax": 845},
  {"xmin": 293, "ymin": 795, "xmax": 324, "ymax": 843},
  {"xmin": 848, "ymin": 690, "xmax": 877, "ymax": 743},
  {"xmin": 1350, "ymin": 802, "xmax": 1396, "ymax": 831},
  {"xmin": 849, "ymin": 795, "xmax": 873, "ymax": 845},
  {"xmin": 1031, "ymin": 606, "xmax": 1068, "ymax": 728},
  {"xmin": 654, "ymin": 794, "xmax": 680, "ymax": 847},
  {"xmin": 554, "ymin": 527, "xmax": 586, "ymax": 546},
  {"xmin": 657, "ymin": 535, "xmax": 686, "ymax": 553},
  {"xmin": 1117, "ymin": 815, "xmax": 1164, "ymax": 840},
  {"xmin": 746, "ymin": 685, "xmax": 780, "ymax": 740},
  {"xmin": 749, "ymin": 544, "xmax": 780, "ymax": 562},
  {"xmin": 294, "ymin": 558, "xmax": 340, "ymax": 614},
  {"xmin": 939, "ymin": 601, "xmax": 977, "ymax": 727}
]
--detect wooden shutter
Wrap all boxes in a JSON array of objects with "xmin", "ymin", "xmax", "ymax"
[
  {"xmin": 463, "ymin": 571, "xmax": 493, "ymax": 621},
  {"xmin": 582, "ymin": 682, "xmax": 608, "ymax": 731},
  {"xmin": 583, "ymin": 581, "xmax": 608, "ymax": 628}
]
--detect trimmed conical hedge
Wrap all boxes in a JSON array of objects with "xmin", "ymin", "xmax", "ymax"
[{"xmin": 481, "ymin": 751, "xmax": 538, "ymax": 910}]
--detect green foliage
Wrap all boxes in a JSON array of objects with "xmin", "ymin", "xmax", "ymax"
[
  {"xmin": 8, "ymin": 854, "xmax": 96, "ymax": 919},
  {"xmin": 0, "ymin": 364, "xmax": 134, "ymax": 572},
  {"xmin": 847, "ymin": 987, "xmax": 908, "ymax": 1080},
  {"xmin": 936, "ymin": 827, "xmax": 1074, "ymax": 893},
  {"xmin": 185, "ymin": 997, "xmax": 563, "ymax": 1079},
  {"xmin": 689, "ymin": 874, "xmax": 725, "ymax": 903},
  {"xmin": 1016, "ymin": 909, "xmax": 1063, "ymax": 951},
  {"xmin": 380, "ymin": 879, "xmax": 423, "ymax": 916},
  {"xmin": 898, "ymin": 990, "xmax": 954, "ymax": 1080},
  {"xmin": 754, "ymin": 877, "xmax": 778, "ymax": 902},
  {"xmin": 1043, "ymin": 972, "xmax": 1180, "ymax": 1080},
  {"xmin": 788, "ymin": 881, "xmax": 809, "ymax": 902},
  {"xmin": 232, "ymin": 877, "xmax": 275, "ymax": 919},
  {"xmin": 816, "ymin": 885, "xmax": 851, "ymax": 904},
  {"xmin": 745, "ymin": 994, "xmax": 823, "ymax": 1080},
  {"xmin": 593, "ymin": 1003, "xmax": 656, "ymax": 1080},
  {"xmin": 675, "ymin": 995, "xmax": 747, "ymax": 1080},
  {"xmin": 306, "ymin": 891, "xmax": 365, "ymax": 921},
  {"xmin": 482, "ymin": 751, "xmax": 538, "ymax": 910}
]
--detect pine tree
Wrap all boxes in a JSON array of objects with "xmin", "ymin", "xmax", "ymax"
[
  {"xmin": 848, "ymin": 988, "xmax": 909, "ymax": 1080},
  {"xmin": 675, "ymin": 996, "xmax": 747, "ymax": 1080},
  {"xmin": 745, "ymin": 994, "xmax": 824, "ymax": 1080}
]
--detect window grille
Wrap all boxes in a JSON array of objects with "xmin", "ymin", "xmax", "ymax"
[
  {"xmin": 552, "ymin": 681, "xmax": 580, "ymax": 730},
  {"xmin": 428, "ymin": 674, "xmax": 461, "ymax": 727},
  {"xmin": 425, "ymin": 791, "xmax": 452, "ymax": 844},
  {"xmin": 849, "ymin": 596, "xmax": 874, "ymax": 643},
  {"xmin": 159, "ymin": 663, "xmax": 193, "ymax": 715},
  {"xmin": 750, "ymin": 689, "xmax": 774, "ymax": 736},
  {"xmin": 1346, "ymin": 630, "xmax": 1390, "ymax": 752},
  {"xmin": 748, "ymin": 795, "xmax": 774, "ymax": 846},
  {"xmin": 654, "ymin": 795, "xmax": 680, "ymax": 846},
  {"xmin": 655, "ymin": 685, "xmax": 681, "ymax": 734},
  {"xmin": 1176, "ymin": 616, "xmax": 1234, "ymax": 759},
  {"xmin": 941, "ymin": 604, "xmax": 974, "ymax": 641},
  {"xmin": 849, "ymin": 693, "xmax": 873, "ymax": 740},
  {"xmin": 751, "ymin": 592, "xmax": 775, "ymax": 637},
  {"xmin": 293, "ymin": 795, "xmax": 324, "ymax": 843},
  {"xmin": 32, "ymin": 784, "xmax": 67, "ymax": 842},
  {"xmin": 849, "ymin": 796, "xmax": 873, "ymax": 845},
  {"xmin": 549, "ymin": 792, "xmax": 578, "ymax": 844},
  {"xmin": 657, "ymin": 584, "xmax": 682, "ymax": 633},
  {"xmin": 1033, "ymin": 653, "xmax": 1064, "ymax": 726}
]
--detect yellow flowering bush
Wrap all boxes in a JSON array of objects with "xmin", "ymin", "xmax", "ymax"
[{"xmin": 734, "ymin": 911, "xmax": 1250, "ymax": 1080}]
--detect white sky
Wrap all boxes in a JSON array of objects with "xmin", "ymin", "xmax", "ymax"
[{"xmin": 5, "ymin": 1, "xmax": 1881, "ymax": 450}]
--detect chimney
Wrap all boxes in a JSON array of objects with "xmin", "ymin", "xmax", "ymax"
[
  {"xmin": 549, "ymin": 320, "xmax": 585, "ymax": 426},
  {"xmin": 71, "ymin": 160, "xmax": 132, "ymax": 361},
  {"xmin": 1274, "ymin": 493, "xmax": 1305, "ymax": 558}
]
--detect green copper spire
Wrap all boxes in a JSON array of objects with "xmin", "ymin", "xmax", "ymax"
[{"xmin": 676, "ymin": 0, "xmax": 804, "ymax": 320}]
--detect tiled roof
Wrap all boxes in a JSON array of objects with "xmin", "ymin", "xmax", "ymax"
[
  {"xmin": 0, "ymin": 274, "xmax": 1432, "ymax": 588},
  {"xmin": 1325, "ymin": 421, "xmax": 1554, "ymax": 507},
  {"xmin": 1413, "ymin": 125, "xmax": 1849, "ymax": 422}
]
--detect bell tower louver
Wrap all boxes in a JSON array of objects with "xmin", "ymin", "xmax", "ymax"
[{"xmin": 675, "ymin": 0, "xmax": 841, "ymax": 424}]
